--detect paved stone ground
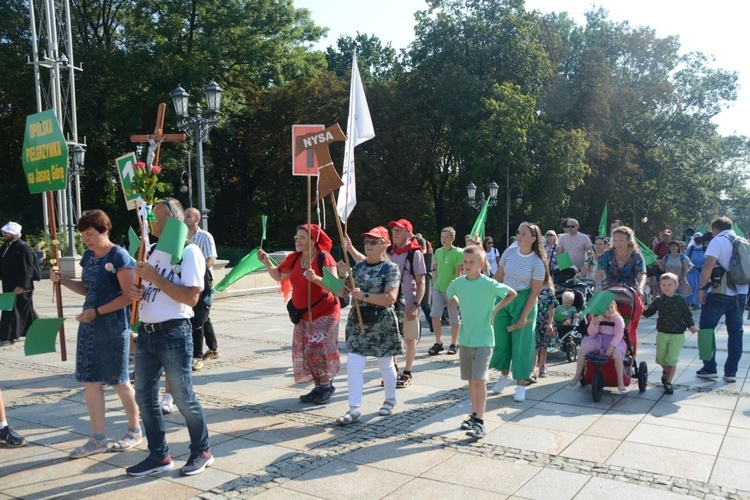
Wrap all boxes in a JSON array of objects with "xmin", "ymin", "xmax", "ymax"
[{"xmin": 1, "ymin": 284, "xmax": 750, "ymax": 499}]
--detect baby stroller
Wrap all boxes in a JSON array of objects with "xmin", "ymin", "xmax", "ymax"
[
  {"xmin": 554, "ymin": 278, "xmax": 594, "ymax": 362},
  {"xmin": 580, "ymin": 284, "xmax": 648, "ymax": 401}
]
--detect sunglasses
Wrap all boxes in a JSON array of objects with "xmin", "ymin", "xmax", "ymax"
[
  {"xmin": 566, "ymin": 225, "xmax": 577, "ymax": 229},
  {"xmin": 364, "ymin": 238, "xmax": 383, "ymax": 245},
  {"xmin": 158, "ymin": 197, "xmax": 174, "ymax": 217}
]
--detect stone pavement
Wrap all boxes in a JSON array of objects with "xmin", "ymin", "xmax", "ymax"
[{"xmin": 1, "ymin": 284, "xmax": 750, "ymax": 499}]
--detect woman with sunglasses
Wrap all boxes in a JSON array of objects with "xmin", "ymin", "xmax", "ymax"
[
  {"xmin": 258, "ymin": 224, "xmax": 341, "ymax": 405},
  {"xmin": 335, "ymin": 227, "xmax": 402, "ymax": 424},
  {"xmin": 491, "ymin": 222, "xmax": 551, "ymax": 402}
]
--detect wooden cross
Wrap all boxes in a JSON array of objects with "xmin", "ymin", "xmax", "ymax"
[
  {"xmin": 295, "ymin": 123, "xmax": 345, "ymax": 202},
  {"xmin": 130, "ymin": 103, "xmax": 187, "ymax": 166}
]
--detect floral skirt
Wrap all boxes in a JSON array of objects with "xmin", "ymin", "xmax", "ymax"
[{"xmin": 291, "ymin": 311, "xmax": 341, "ymax": 384}]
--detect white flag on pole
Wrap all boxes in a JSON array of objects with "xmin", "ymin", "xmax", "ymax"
[{"xmin": 337, "ymin": 50, "xmax": 375, "ymax": 222}]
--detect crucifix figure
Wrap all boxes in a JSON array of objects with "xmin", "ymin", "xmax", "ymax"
[{"xmin": 130, "ymin": 103, "xmax": 187, "ymax": 167}]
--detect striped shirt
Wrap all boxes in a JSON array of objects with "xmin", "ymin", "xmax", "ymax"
[
  {"xmin": 189, "ymin": 228, "xmax": 217, "ymax": 270},
  {"xmin": 499, "ymin": 247, "xmax": 546, "ymax": 291}
]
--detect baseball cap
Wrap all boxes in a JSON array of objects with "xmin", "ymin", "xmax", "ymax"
[
  {"xmin": 663, "ymin": 229, "xmax": 672, "ymax": 235},
  {"xmin": 693, "ymin": 232, "xmax": 703, "ymax": 239},
  {"xmin": 389, "ymin": 219, "xmax": 413, "ymax": 233},
  {"xmin": 361, "ymin": 226, "xmax": 390, "ymax": 243}
]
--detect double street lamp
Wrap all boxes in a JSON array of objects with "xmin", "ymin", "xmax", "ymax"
[
  {"xmin": 171, "ymin": 81, "xmax": 223, "ymax": 231},
  {"xmin": 466, "ymin": 181, "xmax": 499, "ymax": 211}
]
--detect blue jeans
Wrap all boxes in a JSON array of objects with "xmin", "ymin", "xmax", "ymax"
[
  {"xmin": 135, "ymin": 320, "xmax": 209, "ymax": 459},
  {"xmin": 699, "ymin": 293, "xmax": 747, "ymax": 377}
]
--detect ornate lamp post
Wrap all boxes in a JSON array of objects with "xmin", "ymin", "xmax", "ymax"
[
  {"xmin": 466, "ymin": 181, "xmax": 499, "ymax": 211},
  {"xmin": 171, "ymin": 81, "xmax": 223, "ymax": 230},
  {"xmin": 180, "ymin": 170, "xmax": 193, "ymax": 207}
]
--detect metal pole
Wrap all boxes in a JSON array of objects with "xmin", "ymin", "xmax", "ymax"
[
  {"xmin": 506, "ymin": 164, "xmax": 510, "ymax": 248},
  {"xmin": 66, "ymin": 173, "xmax": 76, "ymax": 256},
  {"xmin": 188, "ymin": 150, "xmax": 193, "ymax": 207},
  {"xmin": 194, "ymin": 106, "xmax": 208, "ymax": 231},
  {"xmin": 632, "ymin": 198, "xmax": 637, "ymax": 233}
]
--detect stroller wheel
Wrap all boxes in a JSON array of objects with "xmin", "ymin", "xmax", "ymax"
[
  {"xmin": 592, "ymin": 370, "xmax": 604, "ymax": 402},
  {"xmin": 566, "ymin": 343, "xmax": 577, "ymax": 363},
  {"xmin": 637, "ymin": 361, "xmax": 648, "ymax": 392}
]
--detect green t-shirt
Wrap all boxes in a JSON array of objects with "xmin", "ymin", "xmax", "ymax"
[
  {"xmin": 554, "ymin": 304, "xmax": 577, "ymax": 323},
  {"xmin": 434, "ymin": 246, "xmax": 463, "ymax": 292},
  {"xmin": 446, "ymin": 274, "xmax": 511, "ymax": 347}
]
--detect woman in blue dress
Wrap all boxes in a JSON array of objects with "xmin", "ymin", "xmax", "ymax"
[{"xmin": 51, "ymin": 210, "xmax": 141, "ymax": 458}]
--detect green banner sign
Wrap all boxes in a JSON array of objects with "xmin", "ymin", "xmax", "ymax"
[
  {"xmin": 115, "ymin": 152, "xmax": 139, "ymax": 210},
  {"xmin": 22, "ymin": 109, "xmax": 69, "ymax": 194}
]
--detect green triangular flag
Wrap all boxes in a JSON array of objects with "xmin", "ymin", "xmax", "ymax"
[
  {"xmin": 557, "ymin": 252, "xmax": 574, "ymax": 270},
  {"xmin": 470, "ymin": 196, "xmax": 491, "ymax": 242},
  {"xmin": 581, "ymin": 290, "xmax": 617, "ymax": 316},
  {"xmin": 635, "ymin": 237, "xmax": 657, "ymax": 267},
  {"xmin": 214, "ymin": 247, "xmax": 277, "ymax": 292},
  {"xmin": 698, "ymin": 328, "xmax": 716, "ymax": 360},
  {"xmin": 322, "ymin": 267, "xmax": 345, "ymax": 295},
  {"xmin": 0, "ymin": 292, "xmax": 16, "ymax": 311},
  {"xmin": 261, "ymin": 215, "xmax": 268, "ymax": 240},
  {"xmin": 155, "ymin": 217, "xmax": 188, "ymax": 264},
  {"xmin": 733, "ymin": 223, "xmax": 745, "ymax": 238},
  {"xmin": 598, "ymin": 202, "xmax": 608, "ymax": 237},
  {"xmin": 128, "ymin": 226, "xmax": 140, "ymax": 258},
  {"xmin": 698, "ymin": 224, "xmax": 707, "ymax": 234},
  {"xmin": 24, "ymin": 317, "xmax": 66, "ymax": 356}
]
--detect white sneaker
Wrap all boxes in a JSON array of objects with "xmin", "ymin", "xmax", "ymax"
[
  {"xmin": 514, "ymin": 385, "xmax": 526, "ymax": 402},
  {"xmin": 160, "ymin": 393, "xmax": 173, "ymax": 414},
  {"xmin": 492, "ymin": 375, "xmax": 510, "ymax": 394}
]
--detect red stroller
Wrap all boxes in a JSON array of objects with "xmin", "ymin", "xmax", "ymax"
[{"xmin": 580, "ymin": 284, "xmax": 648, "ymax": 401}]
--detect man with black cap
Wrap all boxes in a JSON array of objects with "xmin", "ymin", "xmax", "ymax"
[{"xmin": 0, "ymin": 222, "xmax": 39, "ymax": 345}]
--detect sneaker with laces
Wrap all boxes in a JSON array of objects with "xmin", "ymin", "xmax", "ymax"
[
  {"xmin": 126, "ymin": 455, "xmax": 174, "ymax": 476},
  {"xmin": 696, "ymin": 368, "xmax": 718, "ymax": 379},
  {"xmin": 192, "ymin": 357, "xmax": 204, "ymax": 371},
  {"xmin": 724, "ymin": 375, "xmax": 737, "ymax": 383},
  {"xmin": 180, "ymin": 451, "xmax": 214, "ymax": 476},
  {"xmin": 0, "ymin": 424, "xmax": 27, "ymax": 448},
  {"xmin": 202, "ymin": 348, "xmax": 221, "ymax": 360},
  {"xmin": 465, "ymin": 421, "xmax": 485, "ymax": 439},
  {"xmin": 539, "ymin": 366, "xmax": 548, "ymax": 378},
  {"xmin": 514, "ymin": 385, "xmax": 526, "ymax": 402},
  {"xmin": 492, "ymin": 375, "xmax": 510, "ymax": 394},
  {"xmin": 160, "ymin": 393, "xmax": 173, "ymax": 415}
]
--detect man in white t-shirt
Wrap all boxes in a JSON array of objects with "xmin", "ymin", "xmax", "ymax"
[
  {"xmin": 696, "ymin": 216, "xmax": 748, "ymax": 382},
  {"xmin": 557, "ymin": 218, "xmax": 592, "ymax": 272},
  {"xmin": 127, "ymin": 199, "xmax": 213, "ymax": 477}
]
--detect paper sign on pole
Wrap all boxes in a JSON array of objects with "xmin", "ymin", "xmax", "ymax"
[
  {"xmin": 115, "ymin": 152, "xmax": 139, "ymax": 210},
  {"xmin": 292, "ymin": 124, "xmax": 324, "ymax": 176}
]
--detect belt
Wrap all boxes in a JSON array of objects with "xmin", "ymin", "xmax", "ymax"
[{"xmin": 141, "ymin": 318, "xmax": 190, "ymax": 333}]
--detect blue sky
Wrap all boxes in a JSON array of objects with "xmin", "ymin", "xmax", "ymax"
[{"xmin": 295, "ymin": 0, "xmax": 749, "ymax": 137}]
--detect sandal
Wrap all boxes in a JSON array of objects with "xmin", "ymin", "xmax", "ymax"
[
  {"xmin": 396, "ymin": 373, "xmax": 412, "ymax": 389},
  {"xmin": 447, "ymin": 344, "xmax": 459, "ymax": 355},
  {"xmin": 428, "ymin": 343, "xmax": 444, "ymax": 355},
  {"xmin": 379, "ymin": 400, "xmax": 396, "ymax": 416},
  {"xmin": 69, "ymin": 437, "xmax": 109, "ymax": 459},
  {"xmin": 664, "ymin": 383, "xmax": 674, "ymax": 395},
  {"xmin": 336, "ymin": 409, "xmax": 361, "ymax": 425},
  {"xmin": 111, "ymin": 431, "xmax": 143, "ymax": 452}
]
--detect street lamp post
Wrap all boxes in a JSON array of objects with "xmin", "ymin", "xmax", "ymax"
[
  {"xmin": 65, "ymin": 144, "xmax": 85, "ymax": 256},
  {"xmin": 180, "ymin": 170, "xmax": 193, "ymax": 207},
  {"xmin": 171, "ymin": 81, "xmax": 223, "ymax": 230},
  {"xmin": 466, "ymin": 181, "xmax": 499, "ymax": 242}
]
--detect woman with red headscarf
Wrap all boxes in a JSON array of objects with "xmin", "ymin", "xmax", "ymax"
[{"xmin": 258, "ymin": 224, "xmax": 340, "ymax": 404}]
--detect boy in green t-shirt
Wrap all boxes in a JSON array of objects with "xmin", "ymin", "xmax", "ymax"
[
  {"xmin": 429, "ymin": 227, "xmax": 464, "ymax": 356},
  {"xmin": 447, "ymin": 246, "xmax": 516, "ymax": 439}
]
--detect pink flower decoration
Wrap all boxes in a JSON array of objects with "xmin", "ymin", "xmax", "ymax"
[
  {"xmin": 151, "ymin": 165, "xmax": 162, "ymax": 174},
  {"xmin": 134, "ymin": 162, "xmax": 146, "ymax": 171}
]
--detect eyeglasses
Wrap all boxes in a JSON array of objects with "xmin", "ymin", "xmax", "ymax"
[
  {"xmin": 364, "ymin": 238, "xmax": 383, "ymax": 245},
  {"xmin": 566, "ymin": 225, "xmax": 576, "ymax": 229},
  {"xmin": 158, "ymin": 198, "xmax": 174, "ymax": 217}
]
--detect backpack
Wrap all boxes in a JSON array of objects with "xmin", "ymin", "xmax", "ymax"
[
  {"xmin": 725, "ymin": 233, "xmax": 750, "ymax": 285},
  {"xmin": 32, "ymin": 257, "xmax": 43, "ymax": 281}
]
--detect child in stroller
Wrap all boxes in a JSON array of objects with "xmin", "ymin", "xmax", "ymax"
[
  {"xmin": 553, "ymin": 280, "xmax": 592, "ymax": 362},
  {"xmin": 570, "ymin": 285, "xmax": 647, "ymax": 401}
]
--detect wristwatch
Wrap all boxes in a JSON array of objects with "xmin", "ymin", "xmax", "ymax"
[
  {"xmin": 413, "ymin": 301, "xmax": 421, "ymax": 307},
  {"xmin": 364, "ymin": 293, "xmax": 370, "ymax": 300}
]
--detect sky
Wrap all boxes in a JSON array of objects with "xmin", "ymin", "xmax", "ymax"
[{"xmin": 294, "ymin": 0, "xmax": 749, "ymax": 137}]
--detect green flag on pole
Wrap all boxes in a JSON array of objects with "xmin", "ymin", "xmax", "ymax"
[
  {"xmin": 733, "ymin": 222, "xmax": 745, "ymax": 238},
  {"xmin": 636, "ymin": 237, "xmax": 657, "ymax": 267},
  {"xmin": 470, "ymin": 196, "xmax": 491, "ymax": 241},
  {"xmin": 598, "ymin": 202, "xmax": 608, "ymax": 237},
  {"xmin": 214, "ymin": 247, "xmax": 277, "ymax": 292}
]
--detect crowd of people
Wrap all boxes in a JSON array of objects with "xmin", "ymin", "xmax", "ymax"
[{"xmin": 0, "ymin": 210, "xmax": 745, "ymax": 457}]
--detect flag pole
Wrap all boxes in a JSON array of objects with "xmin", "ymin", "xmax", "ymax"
[
  {"xmin": 307, "ymin": 175, "xmax": 312, "ymax": 324},
  {"xmin": 46, "ymin": 191, "xmax": 66, "ymax": 361}
]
